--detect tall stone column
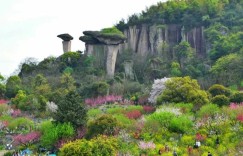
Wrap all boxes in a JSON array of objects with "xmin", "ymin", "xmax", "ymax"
[
  {"xmin": 79, "ymin": 30, "xmax": 126, "ymax": 78},
  {"xmin": 57, "ymin": 33, "xmax": 73, "ymax": 53},
  {"xmin": 106, "ymin": 45, "xmax": 119, "ymax": 78}
]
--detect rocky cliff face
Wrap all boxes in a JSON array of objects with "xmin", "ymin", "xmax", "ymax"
[
  {"xmin": 119, "ymin": 24, "xmax": 206, "ymax": 57},
  {"xmin": 80, "ymin": 24, "xmax": 206, "ymax": 78}
]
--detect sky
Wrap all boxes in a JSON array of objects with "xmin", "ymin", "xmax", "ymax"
[{"xmin": 0, "ymin": 0, "xmax": 166, "ymax": 77}]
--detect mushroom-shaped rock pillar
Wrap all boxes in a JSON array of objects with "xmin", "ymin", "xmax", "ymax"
[
  {"xmin": 80, "ymin": 31, "xmax": 126, "ymax": 78},
  {"xmin": 57, "ymin": 33, "xmax": 73, "ymax": 53}
]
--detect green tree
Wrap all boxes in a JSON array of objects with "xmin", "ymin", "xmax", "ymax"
[
  {"xmin": 86, "ymin": 114, "xmax": 120, "ymax": 139},
  {"xmin": 208, "ymin": 84, "xmax": 231, "ymax": 97},
  {"xmin": 157, "ymin": 76, "xmax": 209, "ymax": 108},
  {"xmin": 54, "ymin": 91, "xmax": 87, "ymax": 128},
  {"xmin": 60, "ymin": 73, "xmax": 76, "ymax": 92},
  {"xmin": 0, "ymin": 73, "xmax": 5, "ymax": 98},
  {"xmin": 5, "ymin": 75, "xmax": 21, "ymax": 98},
  {"xmin": 210, "ymin": 53, "xmax": 243, "ymax": 85},
  {"xmin": 173, "ymin": 41, "xmax": 194, "ymax": 68},
  {"xmin": 211, "ymin": 95, "xmax": 230, "ymax": 106}
]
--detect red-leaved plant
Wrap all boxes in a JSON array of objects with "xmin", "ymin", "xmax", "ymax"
[
  {"xmin": 143, "ymin": 105, "xmax": 156, "ymax": 114},
  {"xmin": 0, "ymin": 99, "xmax": 8, "ymax": 104},
  {"xmin": 237, "ymin": 114, "xmax": 243, "ymax": 123},
  {"xmin": 13, "ymin": 131, "xmax": 41, "ymax": 146},
  {"xmin": 195, "ymin": 133, "xmax": 206, "ymax": 141},
  {"xmin": 125, "ymin": 110, "xmax": 142, "ymax": 119}
]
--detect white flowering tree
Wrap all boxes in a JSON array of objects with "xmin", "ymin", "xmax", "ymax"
[
  {"xmin": 148, "ymin": 77, "xmax": 170, "ymax": 104},
  {"xmin": 46, "ymin": 101, "xmax": 58, "ymax": 113}
]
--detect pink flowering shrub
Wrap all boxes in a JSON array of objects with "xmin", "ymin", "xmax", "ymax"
[
  {"xmin": 0, "ymin": 99, "xmax": 8, "ymax": 104},
  {"xmin": 125, "ymin": 110, "xmax": 142, "ymax": 119},
  {"xmin": 229, "ymin": 102, "xmax": 243, "ymax": 109},
  {"xmin": 85, "ymin": 95, "xmax": 122, "ymax": 107},
  {"xmin": 13, "ymin": 131, "xmax": 41, "ymax": 146},
  {"xmin": 138, "ymin": 141, "xmax": 156, "ymax": 154},
  {"xmin": 195, "ymin": 133, "xmax": 206, "ymax": 141},
  {"xmin": 237, "ymin": 114, "xmax": 243, "ymax": 123},
  {"xmin": 11, "ymin": 109, "xmax": 22, "ymax": 117},
  {"xmin": 228, "ymin": 102, "xmax": 243, "ymax": 122}
]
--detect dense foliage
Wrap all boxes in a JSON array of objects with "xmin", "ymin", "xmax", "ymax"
[{"xmin": 1, "ymin": 0, "xmax": 243, "ymax": 155}]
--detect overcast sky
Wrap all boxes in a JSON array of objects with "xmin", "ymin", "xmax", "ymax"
[{"xmin": 0, "ymin": 0, "xmax": 166, "ymax": 77}]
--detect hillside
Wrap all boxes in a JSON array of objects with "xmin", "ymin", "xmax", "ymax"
[{"xmin": 0, "ymin": 0, "xmax": 243, "ymax": 155}]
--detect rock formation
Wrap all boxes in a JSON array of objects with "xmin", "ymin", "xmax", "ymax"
[
  {"xmin": 79, "ymin": 24, "xmax": 206, "ymax": 78},
  {"xmin": 119, "ymin": 24, "xmax": 206, "ymax": 57},
  {"xmin": 80, "ymin": 31, "xmax": 126, "ymax": 78},
  {"xmin": 57, "ymin": 34, "xmax": 73, "ymax": 53}
]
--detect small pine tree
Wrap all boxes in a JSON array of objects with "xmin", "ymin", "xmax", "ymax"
[{"xmin": 54, "ymin": 91, "xmax": 87, "ymax": 128}]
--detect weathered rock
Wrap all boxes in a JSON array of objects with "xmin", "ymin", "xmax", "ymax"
[
  {"xmin": 82, "ymin": 31, "xmax": 126, "ymax": 45},
  {"xmin": 57, "ymin": 33, "xmax": 73, "ymax": 53},
  {"xmin": 62, "ymin": 41, "xmax": 71, "ymax": 53},
  {"xmin": 106, "ymin": 45, "xmax": 119, "ymax": 78},
  {"xmin": 124, "ymin": 60, "xmax": 134, "ymax": 80},
  {"xmin": 80, "ymin": 30, "xmax": 126, "ymax": 78},
  {"xmin": 57, "ymin": 33, "xmax": 73, "ymax": 41},
  {"xmin": 79, "ymin": 35, "xmax": 100, "ymax": 44},
  {"xmin": 120, "ymin": 24, "xmax": 206, "ymax": 57}
]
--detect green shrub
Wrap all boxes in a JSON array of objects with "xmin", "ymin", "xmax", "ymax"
[
  {"xmin": 208, "ymin": 84, "xmax": 231, "ymax": 97},
  {"xmin": 169, "ymin": 115, "xmax": 193, "ymax": 133},
  {"xmin": 40, "ymin": 122, "xmax": 74, "ymax": 148},
  {"xmin": 59, "ymin": 135, "xmax": 118, "ymax": 156},
  {"xmin": 230, "ymin": 92, "xmax": 243, "ymax": 103},
  {"xmin": 87, "ymin": 108, "xmax": 103, "ymax": 119},
  {"xmin": 157, "ymin": 77, "xmax": 209, "ymax": 107},
  {"xmin": 113, "ymin": 114, "xmax": 134, "ymax": 128},
  {"xmin": 0, "ymin": 104, "xmax": 9, "ymax": 115},
  {"xmin": 100, "ymin": 26, "xmax": 124, "ymax": 38},
  {"xmin": 106, "ymin": 107, "xmax": 124, "ymax": 115},
  {"xmin": 3, "ymin": 152, "xmax": 13, "ymax": 156},
  {"xmin": 8, "ymin": 117, "xmax": 34, "ymax": 131},
  {"xmin": 198, "ymin": 103, "xmax": 220, "ymax": 118},
  {"xmin": 59, "ymin": 139, "xmax": 93, "ymax": 156},
  {"xmin": 174, "ymin": 103, "xmax": 193, "ymax": 114},
  {"xmin": 86, "ymin": 114, "xmax": 120, "ymax": 139},
  {"xmin": 211, "ymin": 95, "xmax": 230, "ymax": 106},
  {"xmin": 91, "ymin": 135, "xmax": 118, "ymax": 155},
  {"xmin": 180, "ymin": 135, "xmax": 195, "ymax": 146},
  {"xmin": 125, "ymin": 105, "xmax": 143, "ymax": 112},
  {"xmin": 147, "ymin": 111, "xmax": 176, "ymax": 129}
]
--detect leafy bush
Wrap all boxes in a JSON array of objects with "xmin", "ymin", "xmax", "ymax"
[
  {"xmin": 208, "ymin": 84, "xmax": 231, "ymax": 97},
  {"xmin": 211, "ymin": 95, "xmax": 230, "ymax": 106},
  {"xmin": 125, "ymin": 110, "xmax": 142, "ymax": 119},
  {"xmin": 230, "ymin": 92, "xmax": 243, "ymax": 103},
  {"xmin": 40, "ymin": 122, "xmax": 74, "ymax": 148},
  {"xmin": 86, "ymin": 114, "xmax": 120, "ymax": 139},
  {"xmin": 113, "ymin": 114, "xmax": 134, "ymax": 128},
  {"xmin": 0, "ymin": 104, "xmax": 9, "ymax": 116},
  {"xmin": 87, "ymin": 108, "xmax": 103, "ymax": 119},
  {"xmin": 8, "ymin": 117, "xmax": 34, "ymax": 132},
  {"xmin": 59, "ymin": 139, "xmax": 93, "ymax": 156},
  {"xmin": 3, "ymin": 152, "xmax": 13, "ymax": 156},
  {"xmin": 174, "ymin": 103, "xmax": 193, "ymax": 114},
  {"xmin": 169, "ymin": 115, "xmax": 193, "ymax": 133},
  {"xmin": 147, "ymin": 111, "xmax": 176, "ymax": 129},
  {"xmin": 54, "ymin": 91, "xmax": 87, "ymax": 128},
  {"xmin": 157, "ymin": 77, "xmax": 209, "ymax": 107},
  {"xmin": 100, "ymin": 26, "xmax": 125, "ymax": 38},
  {"xmin": 59, "ymin": 135, "xmax": 118, "ymax": 156},
  {"xmin": 197, "ymin": 103, "xmax": 220, "ymax": 118}
]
